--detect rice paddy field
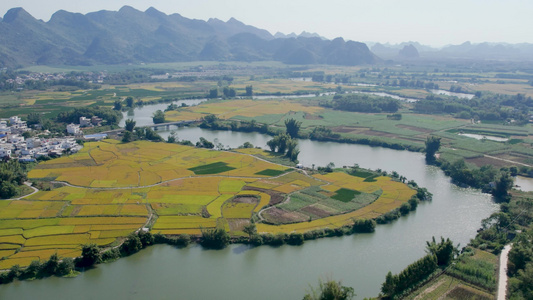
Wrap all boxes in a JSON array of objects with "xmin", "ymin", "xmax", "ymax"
[
  {"xmin": 0, "ymin": 140, "xmax": 417, "ymax": 269},
  {"xmin": 165, "ymin": 97, "xmax": 533, "ymax": 167}
]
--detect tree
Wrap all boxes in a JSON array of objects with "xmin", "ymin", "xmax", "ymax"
[
  {"xmin": 152, "ymin": 110, "xmax": 165, "ymax": 124},
  {"xmin": 125, "ymin": 96, "xmax": 134, "ymax": 108},
  {"xmin": 144, "ymin": 128, "xmax": 163, "ymax": 141},
  {"xmin": 0, "ymin": 181, "xmax": 17, "ymax": 199},
  {"xmin": 42, "ymin": 253, "xmax": 60, "ymax": 275},
  {"xmin": 493, "ymin": 172, "xmax": 513, "ymax": 199},
  {"xmin": 425, "ymin": 136, "xmax": 441, "ymax": 163},
  {"xmin": 304, "ymin": 278, "xmax": 355, "ymax": 300},
  {"xmin": 113, "ymin": 99, "xmax": 122, "ymax": 110},
  {"xmin": 196, "ymin": 137, "xmax": 214, "ymax": 149},
  {"xmin": 26, "ymin": 112, "xmax": 42, "ymax": 126},
  {"xmin": 425, "ymin": 236, "xmax": 457, "ymax": 266},
  {"xmin": 79, "ymin": 244, "xmax": 101, "ymax": 267},
  {"xmin": 223, "ymin": 87, "xmax": 236, "ymax": 98},
  {"xmin": 167, "ymin": 131, "xmax": 177, "ymax": 143},
  {"xmin": 381, "ymin": 271, "xmax": 397, "ymax": 297},
  {"xmin": 56, "ymin": 257, "xmax": 75, "ymax": 276},
  {"xmin": 120, "ymin": 233, "xmax": 142, "ymax": 255},
  {"xmin": 243, "ymin": 223, "xmax": 257, "ymax": 240},
  {"xmin": 208, "ymin": 88, "xmax": 218, "ymax": 99},
  {"xmin": 122, "ymin": 131, "xmax": 134, "ymax": 143},
  {"xmin": 285, "ymin": 118, "xmax": 302, "ymax": 138},
  {"xmin": 245, "ymin": 85, "xmax": 253, "ymax": 97},
  {"xmin": 125, "ymin": 119, "xmax": 136, "ymax": 132},
  {"xmin": 352, "ymin": 219, "xmax": 376, "ymax": 233},
  {"xmin": 200, "ymin": 227, "xmax": 230, "ymax": 249}
]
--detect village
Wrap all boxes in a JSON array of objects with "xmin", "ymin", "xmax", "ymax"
[{"xmin": 0, "ymin": 115, "xmax": 107, "ymax": 162}]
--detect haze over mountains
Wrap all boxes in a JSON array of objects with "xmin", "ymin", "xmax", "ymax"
[
  {"xmin": 0, "ymin": 5, "xmax": 532, "ymax": 68},
  {"xmin": 0, "ymin": 6, "xmax": 378, "ymax": 68},
  {"xmin": 371, "ymin": 42, "xmax": 533, "ymax": 61}
]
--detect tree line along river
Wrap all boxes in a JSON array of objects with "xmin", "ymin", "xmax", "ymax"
[{"xmin": 0, "ymin": 101, "xmax": 497, "ymax": 299}]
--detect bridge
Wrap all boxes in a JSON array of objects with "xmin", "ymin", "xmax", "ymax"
[
  {"xmin": 101, "ymin": 120, "xmax": 200, "ymax": 136},
  {"xmin": 150, "ymin": 120, "xmax": 199, "ymax": 130}
]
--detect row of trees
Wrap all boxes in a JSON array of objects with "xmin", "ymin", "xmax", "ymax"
[
  {"xmin": 207, "ymin": 85, "xmax": 253, "ymax": 98},
  {"xmin": 414, "ymin": 93, "xmax": 533, "ymax": 124},
  {"xmin": 381, "ymin": 237, "xmax": 457, "ymax": 298},
  {"xmin": 321, "ymin": 94, "xmax": 401, "ymax": 113}
]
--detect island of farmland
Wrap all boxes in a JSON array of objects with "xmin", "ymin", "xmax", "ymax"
[{"xmin": 0, "ymin": 139, "xmax": 416, "ymax": 269}]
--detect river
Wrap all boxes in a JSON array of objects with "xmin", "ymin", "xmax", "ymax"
[{"xmin": 0, "ymin": 106, "xmax": 498, "ymax": 300}]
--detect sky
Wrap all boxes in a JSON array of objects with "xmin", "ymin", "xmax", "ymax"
[{"xmin": 1, "ymin": 0, "xmax": 532, "ymax": 47}]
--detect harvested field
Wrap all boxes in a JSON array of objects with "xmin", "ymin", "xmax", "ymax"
[
  {"xmin": 262, "ymin": 207, "xmax": 310, "ymax": 224},
  {"xmin": 361, "ymin": 130, "xmax": 397, "ymax": 138},
  {"xmin": 227, "ymin": 218, "xmax": 251, "ymax": 232},
  {"xmin": 332, "ymin": 126, "xmax": 369, "ymax": 133},
  {"xmin": 232, "ymin": 196, "xmax": 259, "ymax": 204},
  {"xmin": 242, "ymin": 186, "xmax": 286, "ymax": 205},
  {"xmin": 396, "ymin": 124, "xmax": 435, "ymax": 133},
  {"xmin": 301, "ymin": 204, "xmax": 333, "ymax": 218}
]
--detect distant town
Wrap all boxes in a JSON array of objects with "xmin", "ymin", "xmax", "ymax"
[{"xmin": 0, "ymin": 115, "xmax": 107, "ymax": 162}]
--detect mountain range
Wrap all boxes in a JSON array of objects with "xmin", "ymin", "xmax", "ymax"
[
  {"xmin": 371, "ymin": 41, "xmax": 533, "ymax": 62},
  {"xmin": 0, "ymin": 6, "xmax": 379, "ymax": 68}
]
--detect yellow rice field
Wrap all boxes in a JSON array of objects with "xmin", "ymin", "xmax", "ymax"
[
  {"xmin": 0, "ymin": 142, "xmax": 417, "ymax": 270},
  {"xmin": 165, "ymin": 99, "xmax": 324, "ymax": 122}
]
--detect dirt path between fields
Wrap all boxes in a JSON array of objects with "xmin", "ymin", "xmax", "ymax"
[
  {"xmin": 497, "ymin": 244, "xmax": 512, "ymax": 300},
  {"xmin": 13, "ymin": 182, "xmax": 39, "ymax": 200}
]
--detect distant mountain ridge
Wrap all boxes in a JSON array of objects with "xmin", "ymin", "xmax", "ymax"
[
  {"xmin": 0, "ymin": 6, "xmax": 379, "ymax": 68},
  {"xmin": 371, "ymin": 41, "xmax": 533, "ymax": 61}
]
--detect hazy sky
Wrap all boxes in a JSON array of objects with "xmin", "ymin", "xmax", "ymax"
[{"xmin": 1, "ymin": 0, "xmax": 532, "ymax": 46}]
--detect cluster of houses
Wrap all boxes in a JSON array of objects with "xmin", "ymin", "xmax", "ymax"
[
  {"xmin": 0, "ymin": 116, "xmax": 84, "ymax": 162},
  {"xmin": 66, "ymin": 116, "xmax": 103, "ymax": 135},
  {"xmin": 4, "ymin": 71, "xmax": 107, "ymax": 87}
]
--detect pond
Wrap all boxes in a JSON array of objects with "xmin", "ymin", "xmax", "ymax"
[
  {"xmin": 458, "ymin": 133, "xmax": 509, "ymax": 142},
  {"xmin": 430, "ymin": 89, "xmax": 475, "ymax": 100}
]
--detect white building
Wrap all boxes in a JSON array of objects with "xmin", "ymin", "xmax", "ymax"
[
  {"xmin": 0, "ymin": 147, "xmax": 11, "ymax": 158},
  {"xmin": 7, "ymin": 134, "xmax": 24, "ymax": 144},
  {"xmin": 9, "ymin": 116, "xmax": 21, "ymax": 125},
  {"xmin": 26, "ymin": 138, "xmax": 41, "ymax": 149},
  {"xmin": 80, "ymin": 117, "xmax": 92, "ymax": 127},
  {"xmin": 66, "ymin": 124, "xmax": 81, "ymax": 135}
]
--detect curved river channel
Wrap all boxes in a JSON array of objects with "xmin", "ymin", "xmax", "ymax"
[{"xmin": 0, "ymin": 102, "xmax": 498, "ymax": 299}]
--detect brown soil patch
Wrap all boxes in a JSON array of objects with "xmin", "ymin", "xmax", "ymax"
[
  {"xmin": 361, "ymin": 130, "xmax": 396, "ymax": 138},
  {"xmin": 262, "ymin": 207, "xmax": 309, "ymax": 224},
  {"xmin": 395, "ymin": 124, "xmax": 435, "ymax": 133},
  {"xmin": 332, "ymin": 126, "xmax": 369, "ymax": 133},
  {"xmin": 227, "ymin": 218, "xmax": 251, "ymax": 231},
  {"xmin": 445, "ymin": 285, "xmax": 493, "ymax": 300},
  {"xmin": 466, "ymin": 156, "xmax": 510, "ymax": 168},
  {"xmin": 413, "ymin": 278, "xmax": 446, "ymax": 300},
  {"xmin": 304, "ymin": 113, "xmax": 323, "ymax": 120},
  {"xmin": 243, "ymin": 186, "xmax": 285, "ymax": 205},
  {"xmin": 301, "ymin": 205, "xmax": 332, "ymax": 218},
  {"xmin": 232, "ymin": 196, "xmax": 258, "ymax": 204}
]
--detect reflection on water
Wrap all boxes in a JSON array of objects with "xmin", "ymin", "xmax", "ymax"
[{"xmin": 514, "ymin": 176, "xmax": 533, "ymax": 192}]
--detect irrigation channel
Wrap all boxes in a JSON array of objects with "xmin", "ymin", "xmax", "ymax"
[{"xmin": 0, "ymin": 101, "xmax": 498, "ymax": 299}]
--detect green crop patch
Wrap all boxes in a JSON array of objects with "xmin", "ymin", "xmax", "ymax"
[
  {"xmin": 350, "ymin": 170, "xmax": 375, "ymax": 178},
  {"xmin": 188, "ymin": 162, "xmax": 236, "ymax": 175},
  {"xmin": 255, "ymin": 169, "xmax": 287, "ymax": 176},
  {"xmin": 363, "ymin": 175, "xmax": 379, "ymax": 182},
  {"xmin": 332, "ymin": 188, "xmax": 361, "ymax": 202}
]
